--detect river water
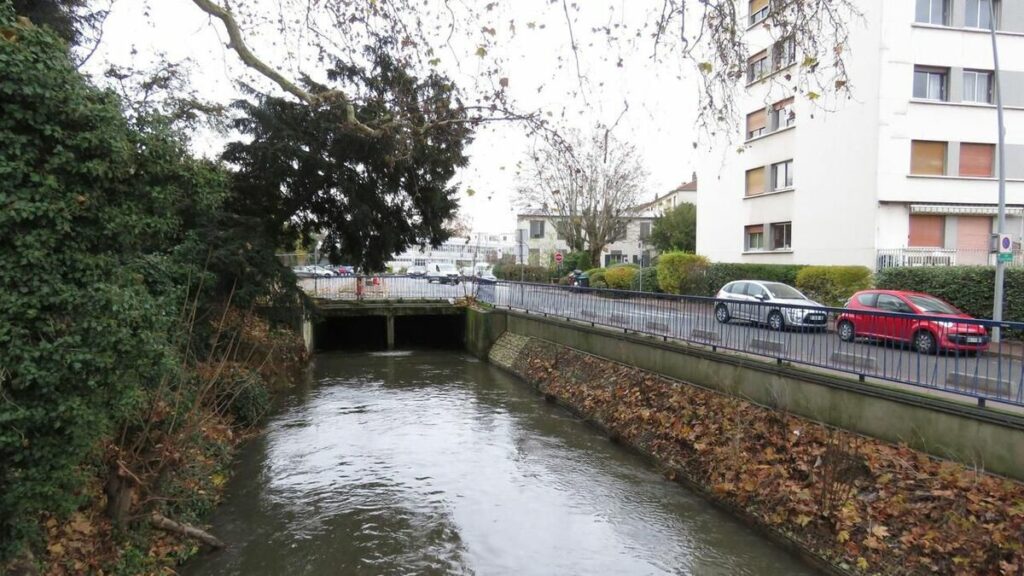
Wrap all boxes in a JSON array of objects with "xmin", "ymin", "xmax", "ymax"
[{"xmin": 185, "ymin": 351, "xmax": 818, "ymax": 576}]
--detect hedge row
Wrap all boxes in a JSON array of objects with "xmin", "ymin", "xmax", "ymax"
[
  {"xmin": 876, "ymin": 266, "xmax": 1024, "ymax": 322},
  {"xmin": 795, "ymin": 266, "xmax": 873, "ymax": 307},
  {"xmin": 492, "ymin": 263, "xmax": 551, "ymax": 282}
]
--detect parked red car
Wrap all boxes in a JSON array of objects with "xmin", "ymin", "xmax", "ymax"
[{"xmin": 837, "ymin": 290, "xmax": 989, "ymax": 354}]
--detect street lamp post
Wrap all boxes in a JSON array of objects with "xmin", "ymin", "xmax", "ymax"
[{"xmin": 989, "ymin": 1, "xmax": 1007, "ymax": 343}]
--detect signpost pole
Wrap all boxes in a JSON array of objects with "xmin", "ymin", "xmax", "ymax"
[{"xmin": 989, "ymin": 4, "xmax": 1007, "ymax": 343}]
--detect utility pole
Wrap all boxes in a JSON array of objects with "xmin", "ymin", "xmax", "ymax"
[{"xmin": 989, "ymin": 1, "xmax": 1007, "ymax": 343}]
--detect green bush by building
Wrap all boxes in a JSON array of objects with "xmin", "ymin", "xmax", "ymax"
[
  {"xmin": 795, "ymin": 266, "xmax": 873, "ymax": 307},
  {"xmin": 875, "ymin": 266, "xmax": 1023, "ymax": 321}
]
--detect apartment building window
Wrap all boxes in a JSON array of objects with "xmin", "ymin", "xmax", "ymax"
[
  {"xmin": 749, "ymin": 0, "xmax": 769, "ymax": 25},
  {"xmin": 529, "ymin": 220, "xmax": 545, "ymax": 238},
  {"xmin": 639, "ymin": 222, "xmax": 652, "ymax": 240},
  {"xmin": 910, "ymin": 140, "xmax": 947, "ymax": 175},
  {"xmin": 745, "ymin": 225, "xmax": 765, "ymax": 251},
  {"xmin": 770, "ymin": 222, "xmax": 792, "ymax": 250},
  {"xmin": 748, "ymin": 50, "xmax": 769, "ymax": 83},
  {"xmin": 771, "ymin": 98, "xmax": 795, "ymax": 129},
  {"xmin": 965, "ymin": 0, "xmax": 996, "ymax": 29},
  {"xmin": 908, "ymin": 215, "xmax": 945, "ymax": 247},
  {"xmin": 960, "ymin": 143, "xmax": 995, "ymax": 177},
  {"xmin": 915, "ymin": 0, "xmax": 949, "ymax": 25},
  {"xmin": 746, "ymin": 108, "xmax": 767, "ymax": 139},
  {"xmin": 773, "ymin": 37, "xmax": 796, "ymax": 70},
  {"xmin": 913, "ymin": 66, "xmax": 948, "ymax": 101},
  {"xmin": 745, "ymin": 167, "xmax": 766, "ymax": 196},
  {"xmin": 772, "ymin": 160, "xmax": 794, "ymax": 190},
  {"xmin": 963, "ymin": 70, "xmax": 993, "ymax": 103}
]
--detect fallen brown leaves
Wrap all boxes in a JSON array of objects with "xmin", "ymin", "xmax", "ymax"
[{"xmin": 516, "ymin": 340, "xmax": 1024, "ymax": 576}]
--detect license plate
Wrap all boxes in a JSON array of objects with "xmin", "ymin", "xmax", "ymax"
[
  {"xmin": 808, "ymin": 314, "xmax": 825, "ymax": 322},
  {"xmin": 966, "ymin": 336, "xmax": 982, "ymax": 344}
]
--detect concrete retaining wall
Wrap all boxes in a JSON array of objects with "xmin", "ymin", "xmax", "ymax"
[{"xmin": 466, "ymin": 308, "xmax": 1024, "ymax": 480}]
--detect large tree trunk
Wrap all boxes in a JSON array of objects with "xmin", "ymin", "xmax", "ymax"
[{"xmin": 588, "ymin": 245, "xmax": 604, "ymax": 269}]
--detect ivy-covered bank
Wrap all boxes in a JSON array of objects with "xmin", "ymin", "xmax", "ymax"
[
  {"xmin": 489, "ymin": 334, "xmax": 1024, "ymax": 576},
  {"xmin": 0, "ymin": 9, "xmax": 309, "ymax": 574}
]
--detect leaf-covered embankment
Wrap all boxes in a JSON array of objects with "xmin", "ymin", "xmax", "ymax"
[{"xmin": 492, "ymin": 334, "xmax": 1024, "ymax": 576}]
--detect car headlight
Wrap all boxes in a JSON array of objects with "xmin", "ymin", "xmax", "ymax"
[
  {"xmin": 936, "ymin": 321, "xmax": 957, "ymax": 329},
  {"xmin": 785, "ymin": 309, "xmax": 803, "ymax": 319}
]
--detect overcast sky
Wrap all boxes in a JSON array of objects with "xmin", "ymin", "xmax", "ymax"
[{"xmin": 87, "ymin": 1, "xmax": 702, "ymax": 234}]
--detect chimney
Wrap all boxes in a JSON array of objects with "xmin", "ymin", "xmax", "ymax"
[{"xmin": 691, "ymin": 171, "xmax": 697, "ymax": 183}]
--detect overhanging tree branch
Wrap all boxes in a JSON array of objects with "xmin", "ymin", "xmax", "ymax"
[{"xmin": 190, "ymin": 0, "xmax": 381, "ymax": 137}]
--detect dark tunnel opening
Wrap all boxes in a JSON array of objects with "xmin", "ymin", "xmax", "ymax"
[
  {"xmin": 394, "ymin": 315, "xmax": 464, "ymax": 349},
  {"xmin": 315, "ymin": 316, "xmax": 387, "ymax": 351},
  {"xmin": 314, "ymin": 313, "xmax": 464, "ymax": 352}
]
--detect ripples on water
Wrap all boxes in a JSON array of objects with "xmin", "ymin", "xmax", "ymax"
[{"xmin": 185, "ymin": 351, "xmax": 818, "ymax": 576}]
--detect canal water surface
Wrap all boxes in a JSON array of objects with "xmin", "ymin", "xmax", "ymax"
[{"xmin": 185, "ymin": 351, "xmax": 819, "ymax": 576}]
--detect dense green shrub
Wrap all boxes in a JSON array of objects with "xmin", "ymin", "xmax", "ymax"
[
  {"xmin": 218, "ymin": 367, "xmax": 271, "ymax": 428},
  {"xmin": 703, "ymin": 263, "xmax": 806, "ymax": 296},
  {"xmin": 492, "ymin": 263, "xmax": 551, "ymax": 282},
  {"xmin": 0, "ymin": 17, "xmax": 205, "ymax": 553},
  {"xmin": 585, "ymin": 267, "xmax": 607, "ymax": 286},
  {"xmin": 796, "ymin": 266, "xmax": 873, "ymax": 307},
  {"xmin": 631, "ymin": 267, "xmax": 661, "ymax": 293},
  {"xmin": 591, "ymin": 279, "xmax": 608, "ymax": 289},
  {"xmin": 656, "ymin": 252, "xmax": 711, "ymax": 295},
  {"xmin": 875, "ymin": 266, "xmax": 1024, "ymax": 321},
  {"xmin": 560, "ymin": 251, "xmax": 592, "ymax": 272},
  {"xmin": 604, "ymin": 266, "xmax": 638, "ymax": 290}
]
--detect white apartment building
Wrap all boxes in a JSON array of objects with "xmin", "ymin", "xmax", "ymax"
[
  {"xmin": 697, "ymin": 0, "xmax": 1024, "ymax": 270},
  {"xmin": 388, "ymin": 231, "xmax": 517, "ymax": 270}
]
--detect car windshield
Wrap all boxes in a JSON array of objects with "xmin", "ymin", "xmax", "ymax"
[
  {"xmin": 907, "ymin": 295, "xmax": 960, "ymax": 315},
  {"xmin": 763, "ymin": 282, "xmax": 805, "ymax": 300},
  {"xmin": 438, "ymin": 265, "xmax": 457, "ymax": 273}
]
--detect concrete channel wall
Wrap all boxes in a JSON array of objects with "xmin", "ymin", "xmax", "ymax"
[{"xmin": 465, "ymin": 308, "xmax": 1024, "ymax": 481}]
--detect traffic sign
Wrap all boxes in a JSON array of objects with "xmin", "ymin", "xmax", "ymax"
[
  {"xmin": 998, "ymin": 252, "xmax": 1013, "ymax": 263},
  {"xmin": 999, "ymin": 233, "xmax": 1013, "ymax": 254},
  {"xmin": 554, "ymin": 252, "xmax": 564, "ymax": 263}
]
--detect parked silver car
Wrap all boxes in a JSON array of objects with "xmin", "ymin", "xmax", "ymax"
[{"xmin": 713, "ymin": 280, "xmax": 827, "ymax": 330}]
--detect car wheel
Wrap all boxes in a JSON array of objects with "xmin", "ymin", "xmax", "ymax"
[
  {"xmin": 714, "ymin": 304, "xmax": 731, "ymax": 324},
  {"xmin": 913, "ymin": 330, "xmax": 937, "ymax": 355},
  {"xmin": 767, "ymin": 310, "xmax": 785, "ymax": 331},
  {"xmin": 838, "ymin": 320, "xmax": 856, "ymax": 342}
]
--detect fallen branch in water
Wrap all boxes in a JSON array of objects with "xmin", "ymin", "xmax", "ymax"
[{"xmin": 150, "ymin": 513, "xmax": 225, "ymax": 549}]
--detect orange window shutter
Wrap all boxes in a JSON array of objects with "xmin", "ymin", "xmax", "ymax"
[
  {"xmin": 910, "ymin": 141, "xmax": 947, "ymax": 175},
  {"xmin": 959, "ymin": 143, "xmax": 994, "ymax": 177},
  {"xmin": 746, "ymin": 109, "xmax": 766, "ymax": 134},
  {"xmin": 745, "ymin": 167, "xmax": 765, "ymax": 196},
  {"xmin": 908, "ymin": 215, "xmax": 944, "ymax": 247},
  {"xmin": 750, "ymin": 0, "xmax": 769, "ymax": 13}
]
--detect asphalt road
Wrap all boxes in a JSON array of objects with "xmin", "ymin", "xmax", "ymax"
[{"xmin": 306, "ymin": 277, "xmax": 1024, "ymax": 409}]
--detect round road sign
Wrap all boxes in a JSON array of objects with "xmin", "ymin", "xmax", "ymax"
[{"xmin": 554, "ymin": 252, "xmax": 564, "ymax": 263}]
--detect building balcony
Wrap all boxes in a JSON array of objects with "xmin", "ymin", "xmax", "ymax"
[{"xmin": 876, "ymin": 247, "xmax": 1023, "ymax": 269}]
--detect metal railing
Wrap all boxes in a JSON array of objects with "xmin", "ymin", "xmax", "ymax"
[
  {"xmin": 300, "ymin": 274, "xmax": 491, "ymax": 302},
  {"xmin": 877, "ymin": 248, "xmax": 1024, "ymax": 269},
  {"xmin": 298, "ymin": 274, "xmax": 1024, "ymax": 408},
  {"xmin": 480, "ymin": 281, "xmax": 1024, "ymax": 409}
]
